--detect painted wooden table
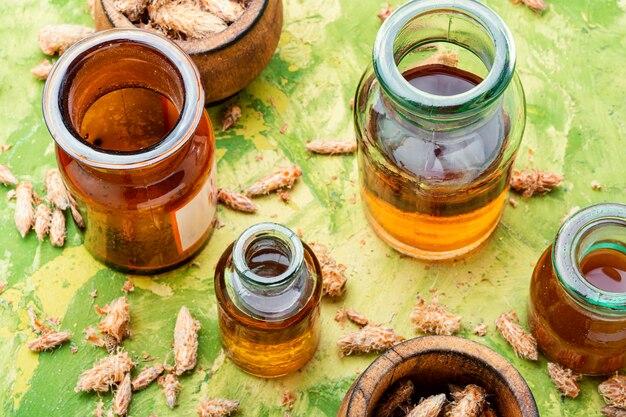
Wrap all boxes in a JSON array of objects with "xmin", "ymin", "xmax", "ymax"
[{"xmin": 1, "ymin": 0, "xmax": 625, "ymax": 416}]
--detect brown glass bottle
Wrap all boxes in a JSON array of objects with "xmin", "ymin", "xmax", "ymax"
[
  {"xmin": 42, "ymin": 29, "xmax": 217, "ymax": 273},
  {"xmin": 214, "ymin": 223, "xmax": 322, "ymax": 378},
  {"xmin": 529, "ymin": 204, "xmax": 626, "ymax": 375}
]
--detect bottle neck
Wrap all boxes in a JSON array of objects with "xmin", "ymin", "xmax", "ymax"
[
  {"xmin": 373, "ymin": 0, "xmax": 516, "ymax": 125},
  {"xmin": 553, "ymin": 203, "xmax": 626, "ymax": 314}
]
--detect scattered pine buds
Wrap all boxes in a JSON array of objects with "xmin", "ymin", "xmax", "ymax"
[
  {"xmin": 510, "ymin": 169, "xmax": 563, "ymax": 198},
  {"xmin": 591, "ymin": 180, "xmax": 602, "ymax": 190},
  {"xmin": 247, "ymin": 165, "xmax": 302, "ymax": 197},
  {"xmin": 49, "ymin": 208, "xmax": 66, "ymax": 247},
  {"xmin": 218, "ymin": 188, "xmax": 257, "ymax": 213},
  {"xmin": 345, "ymin": 309, "xmax": 369, "ymax": 327},
  {"xmin": 406, "ymin": 393, "xmax": 447, "ymax": 417},
  {"xmin": 34, "ymin": 204, "xmax": 52, "ymax": 241},
  {"xmin": 410, "ymin": 294, "xmax": 462, "ymax": 336},
  {"xmin": 132, "ymin": 363, "xmax": 164, "ymax": 391},
  {"xmin": 602, "ymin": 406, "xmax": 626, "ymax": 417},
  {"xmin": 197, "ymin": 399, "xmax": 240, "ymax": 417},
  {"xmin": 599, "ymin": 374, "xmax": 626, "ymax": 408},
  {"xmin": 508, "ymin": 197, "xmax": 519, "ymax": 208},
  {"xmin": 309, "ymin": 242, "xmax": 347, "ymax": 297},
  {"xmin": 174, "ymin": 306, "xmax": 201, "ymax": 375},
  {"xmin": 84, "ymin": 326, "xmax": 106, "ymax": 348},
  {"xmin": 31, "ymin": 59, "xmax": 54, "ymax": 80},
  {"xmin": 474, "ymin": 322, "xmax": 488, "ymax": 337},
  {"xmin": 221, "ymin": 104, "xmax": 242, "ymax": 131},
  {"xmin": 306, "ymin": 140, "xmax": 357, "ymax": 155},
  {"xmin": 75, "ymin": 350, "xmax": 135, "ymax": 392},
  {"xmin": 44, "ymin": 169, "xmax": 71, "ymax": 210},
  {"xmin": 95, "ymin": 296, "xmax": 131, "ymax": 351},
  {"xmin": 122, "ymin": 280, "xmax": 135, "ymax": 293},
  {"xmin": 200, "ymin": 0, "xmax": 245, "ymax": 23},
  {"xmin": 69, "ymin": 196, "xmax": 85, "ymax": 228},
  {"xmin": 113, "ymin": 373, "xmax": 132, "ymax": 416},
  {"xmin": 158, "ymin": 373, "xmax": 181, "ymax": 408},
  {"xmin": 376, "ymin": 379, "xmax": 414, "ymax": 417},
  {"xmin": 15, "ymin": 182, "xmax": 35, "ymax": 238},
  {"xmin": 148, "ymin": 1, "xmax": 227, "ymax": 40},
  {"xmin": 114, "ymin": 0, "xmax": 149, "ymax": 21},
  {"xmin": 511, "ymin": 0, "xmax": 547, "ymax": 14},
  {"xmin": 281, "ymin": 391, "xmax": 296, "ymax": 410},
  {"xmin": 0, "ymin": 280, "xmax": 7, "ymax": 294},
  {"xmin": 27, "ymin": 331, "xmax": 72, "ymax": 352},
  {"xmin": 28, "ymin": 308, "xmax": 53, "ymax": 334},
  {"xmin": 337, "ymin": 324, "xmax": 404, "ymax": 356},
  {"xmin": 448, "ymin": 384, "xmax": 487, "ymax": 417},
  {"xmin": 421, "ymin": 50, "xmax": 459, "ymax": 67},
  {"xmin": 495, "ymin": 311, "xmax": 538, "ymax": 361},
  {"xmin": 377, "ymin": 2, "xmax": 395, "ymax": 22},
  {"xmin": 547, "ymin": 362, "xmax": 581, "ymax": 398},
  {"xmin": 38, "ymin": 24, "xmax": 95, "ymax": 56},
  {"xmin": 0, "ymin": 164, "xmax": 17, "ymax": 186}
]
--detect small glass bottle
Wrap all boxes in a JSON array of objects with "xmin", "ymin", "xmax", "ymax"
[
  {"xmin": 354, "ymin": 0, "xmax": 525, "ymax": 260},
  {"xmin": 529, "ymin": 203, "xmax": 626, "ymax": 375},
  {"xmin": 214, "ymin": 222, "xmax": 322, "ymax": 378},
  {"xmin": 42, "ymin": 29, "xmax": 217, "ymax": 273}
]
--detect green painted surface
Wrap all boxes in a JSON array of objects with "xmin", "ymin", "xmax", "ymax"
[{"xmin": 0, "ymin": 0, "xmax": 625, "ymax": 416}]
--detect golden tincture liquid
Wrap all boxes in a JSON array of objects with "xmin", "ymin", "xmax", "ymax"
[
  {"xmin": 214, "ymin": 223, "xmax": 322, "ymax": 378},
  {"xmin": 361, "ymin": 65, "xmax": 510, "ymax": 258},
  {"xmin": 580, "ymin": 247, "xmax": 626, "ymax": 292}
]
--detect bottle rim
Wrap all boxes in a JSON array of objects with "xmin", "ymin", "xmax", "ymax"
[
  {"xmin": 232, "ymin": 222, "xmax": 305, "ymax": 288},
  {"xmin": 553, "ymin": 203, "xmax": 626, "ymax": 312},
  {"xmin": 42, "ymin": 28, "xmax": 205, "ymax": 170},
  {"xmin": 373, "ymin": 0, "xmax": 516, "ymax": 116}
]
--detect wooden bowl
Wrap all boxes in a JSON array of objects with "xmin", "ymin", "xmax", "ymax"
[
  {"xmin": 338, "ymin": 336, "xmax": 539, "ymax": 417},
  {"xmin": 94, "ymin": 0, "xmax": 282, "ymax": 103}
]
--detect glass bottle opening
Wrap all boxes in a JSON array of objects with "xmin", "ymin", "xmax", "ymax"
[
  {"xmin": 233, "ymin": 222, "xmax": 304, "ymax": 287},
  {"xmin": 554, "ymin": 203, "xmax": 626, "ymax": 312},
  {"xmin": 42, "ymin": 28, "xmax": 205, "ymax": 170},
  {"xmin": 373, "ymin": 0, "xmax": 516, "ymax": 117}
]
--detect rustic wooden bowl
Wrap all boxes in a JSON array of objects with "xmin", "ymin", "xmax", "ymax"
[
  {"xmin": 94, "ymin": 0, "xmax": 282, "ymax": 103},
  {"xmin": 338, "ymin": 336, "xmax": 539, "ymax": 417}
]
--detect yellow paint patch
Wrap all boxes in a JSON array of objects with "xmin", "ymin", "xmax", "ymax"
[
  {"xmin": 128, "ymin": 277, "xmax": 173, "ymax": 298},
  {"xmin": 215, "ymin": 148, "xmax": 227, "ymax": 162},
  {"xmin": 12, "ymin": 342, "xmax": 39, "ymax": 408},
  {"xmin": 1, "ymin": 288, "xmax": 22, "ymax": 307}
]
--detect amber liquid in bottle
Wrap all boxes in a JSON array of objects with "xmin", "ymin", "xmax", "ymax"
[
  {"xmin": 215, "ymin": 235, "xmax": 322, "ymax": 378},
  {"xmin": 361, "ymin": 64, "xmax": 510, "ymax": 258},
  {"xmin": 580, "ymin": 248, "xmax": 626, "ymax": 292}
]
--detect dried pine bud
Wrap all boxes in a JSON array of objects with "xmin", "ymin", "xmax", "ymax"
[
  {"xmin": 132, "ymin": 363, "xmax": 164, "ymax": 391},
  {"xmin": 591, "ymin": 180, "xmax": 602, "ymax": 190},
  {"xmin": 15, "ymin": 182, "xmax": 35, "ymax": 238},
  {"xmin": 278, "ymin": 191, "xmax": 291, "ymax": 202},
  {"xmin": 508, "ymin": 197, "xmax": 519, "ymax": 208},
  {"xmin": 421, "ymin": 50, "xmax": 459, "ymax": 67},
  {"xmin": 84, "ymin": 326, "xmax": 107, "ymax": 348},
  {"xmin": 38, "ymin": 24, "xmax": 95, "ymax": 56},
  {"xmin": 377, "ymin": 2, "xmax": 395, "ymax": 21},
  {"xmin": 114, "ymin": 0, "xmax": 149, "ymax": 21},
  {"xmin": 113, "ymin": 373, "xmax": 132, "ymax": 416},
  {"xmin": 200, "ymin": 0, "xmax": 245, "ymax": 23},
  {"xmin": 309, "ymin": 242, "xmax": 347, "ymax": 297},
  {"xmin": 27, "ymin": 331, "xmax": 71, "ymax": 351},
  {"xmin": 511, "ymin": 0, "xmax": 547, "ymax": 14},
  {"xmin": 376, "ymin": 379, "xmax": 414, "ymax": 417},
  {"xmin": 28, "ymin": 308, "xmax": 54, "ymax": 334},
  {"xmin": 148, "ymin": 1, "xmax": 227, "ymax": 39},
  {"xmin": 221, "ymin": 104, "xmax": 242, "ymax": 131},
  {"xmin": 448, "ymin": 384, "xmax": 487, "ymax": 417},
  {"xmin": 0, "ymin": 164, "xmax": 17, "ymax": 186},
  {"xmin": 410, "ymin": 294, "xmax": 462, "ymax": 336},
  {"xmin": 306, "ymin": 140, "xmax": 357, "ymax": 155},
  {"xmin": 495, "ymin": 311, "xmax": 538, "ymax": 361},
  {"xmin": 547, "ymin": 362, "xmax": 581, "ymax": 398},
  {"xmin": 44, "ymin": 169, "xmax": 71, "ymax": 210},
  {"xmin": 174, "ymin": 306, "xmax": 201, "ymax": 375},
  {"xmin": 69, "ymin": 195, "xmax": 85, "ymax": 228},
  {"xmin": 49, "ymin": 208, "xmax": 66, "ymax": 247},
  {"xmin": 247, "ymin": 165, "xmax": 303, "ymax": 197},
  {"xmin": 158, "ymin": 373, "xmax": 181, "ymax": 408},
  {"xmin": 510, "ymin": 169, "xmax": 563, "ymax": 198},
  {"xmin": 345, "ymin": 310, "xmax": 369, "ymax": 327},
  {"xmin": 473, "ymin": 322, "xmax": 488, "ymax": 337},
  {"xmin": 197, "ymin": 399, "xmax": 240, "ymax": 417},
  {"xmin": 95, "ymin": 296, "xmax": 131, "ymax": 350},
  {"xmin": 34, "ymin": 204, "xmax": 52, "ymax": 241},
  {"xmin": 122, "ymin": 280, "xmax": 135, "ymax": 293},
  {"xmin": 406, "ymin": 393, "xmax": 447, "ymax": 417},
  {"xmin": 218, "ymin": 188, "xmax": 257, "ymax": 213},
  {"xmin": 335, "ymin": 308, "xmax": 346, "ymax": 328},
  {"xmin": 0, "ymin": 280, "xmax": 7, "ymax": 294},
  {"xmin": 31, "ymin": 59, "xmax": 54, "ymax": 80},
  {"xmin": 602, "ymin": 406, "xmax": 626, "ymax": 417},
  {"xmin": 75, "ymin": 350, "xmax": 135, "ymax": 392},
  {"xmin": 337, "ymin": 324, "xmax": 404, "ymax": 356},
  {"xmin": 281, "ymin": 391, "xmax": 296, "ymax": 410},
  {"xmin": 599, "ymin": 374, "xmax": 626, "ymax": 408}
]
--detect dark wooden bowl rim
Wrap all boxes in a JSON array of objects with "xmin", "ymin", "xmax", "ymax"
[{"xmin": 100, "ymin": 0, "xmax": 269, "ymax": 54}]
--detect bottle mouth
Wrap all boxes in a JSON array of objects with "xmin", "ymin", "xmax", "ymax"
[
  {"xmin": 232, "ymin": 222, "xmax": 304, "ymax": 287},
  {"xmin": 373, "ymin": 0, "xmax": 516, "ymax": 117},
  {"xmin": 554, "ymin": 203, "xmax": 626, "ymax": 312},
  {"xmin": 42, "ymin": 28, "xmax": 205, "ymax": 170}
]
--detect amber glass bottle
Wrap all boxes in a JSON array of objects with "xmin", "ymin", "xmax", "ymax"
[
  {"xmin": 214, "ymin": 223, "xmax": 322, "ymax": 378},
  {"xmin": 529, "ymin": 203, "xmax": 626, "ymax": 375},
  {"xmin": 42, "ymin": 29, "xmax": 217, "ymax": 273},
  {"xmin": 354, "ymin": 0, "xmax": 525, "ymax": 260}
]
